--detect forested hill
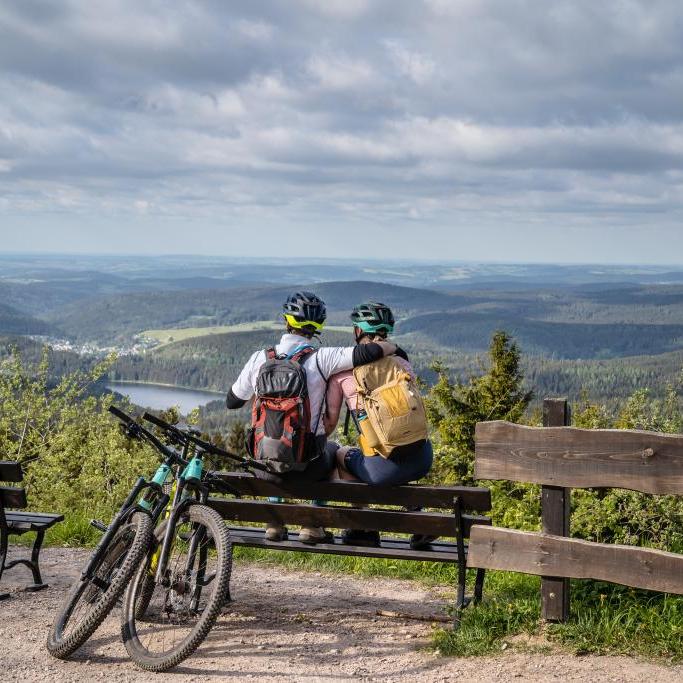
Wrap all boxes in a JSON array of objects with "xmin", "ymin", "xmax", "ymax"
[
  {"xmin": 49, "ymin": 281, "xmax": 461, "ymax": 342},
  {"xmin": 107, "ymin": 327, "xmax": 683, "ymax": 410},
  {"xmin": 110, "ymin": 329, "xmax": 356, "ymax": 390},
  {"xmin": 400, "ymin": 313, "xmax": 683, "ymax": 359},
  {"xmin": 3, "ymin": 256, "xmax": 683, "ymax": 417},
  {"xmin": 0, "ymin": 304, "xmax": 53, "ymax": 336}
]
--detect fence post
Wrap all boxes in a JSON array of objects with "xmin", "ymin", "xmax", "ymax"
[{"xmin": 541, "ymin": 398, "xmax": 571, "ymax": 622}]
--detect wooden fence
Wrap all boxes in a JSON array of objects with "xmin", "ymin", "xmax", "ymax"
[{"xmin": 467, "ymin": 398, "xmax": 683, "ymax": 622}]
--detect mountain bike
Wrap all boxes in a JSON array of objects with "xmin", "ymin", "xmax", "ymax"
[
  {"xmin": 46, "ymin": 406, "xmax": 191, "ymax": 658},
  {"xmin": 119, "ymin": 411, "xmax": 259, "ymax": 672}
]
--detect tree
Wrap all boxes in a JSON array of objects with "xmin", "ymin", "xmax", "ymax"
[
  {"xmin": 426, "ymin": 331, "xmax": 533, "ymax": 483},
  {"xmin": 226, "ymin": 421, "xmax": 249, "ymax": 458},
  {"xmin": 0, "ymin": 346, "xmax": 157, "ymax": 518}
]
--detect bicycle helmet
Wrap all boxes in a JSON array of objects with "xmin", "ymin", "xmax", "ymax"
[
  {"xmin": 282, "ymin": 291, "xmax": 327, "ymax": 334},
  {"xmin": 350, "ymin": 301, "xmax": 395, "ymax": 336}
]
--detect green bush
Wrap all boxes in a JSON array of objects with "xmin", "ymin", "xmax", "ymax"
[{"xmin": 0, "ymin": 347, "xmax": 157, "ymax": 519}]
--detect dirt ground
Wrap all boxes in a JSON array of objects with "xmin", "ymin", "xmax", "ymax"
[{"xmin": 1, "ymin": 546, "xmax": 681, "ymax": 682}]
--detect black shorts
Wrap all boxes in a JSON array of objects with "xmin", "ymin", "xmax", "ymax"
[{"xmin": 254, "ymin": 439, "xmax": 337, "ymax": 485}]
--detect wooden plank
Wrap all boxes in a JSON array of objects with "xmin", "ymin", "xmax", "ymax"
[
  {"xmin": 0, "ymin": 461, "xmax": 22, "ymax": 483},
  {"xmin": 467, "ymin": 526, "xmax": 683, "ymax": 596},
  {"xmin": 0, "ymin": 486, "xmax": 27, "ymax": 509},
  {"xmin": 215, "ymin": 472, "xmax": 491, "ymax": 511},
  {"xmin": 541, "ymin": 398, "xmax": 571, "ymax": 622},
  {"xmin": 208, "ymin": 498, "xmax": 489, "ymax": 537},
  {"xmin": 474, "ymin": 420, "xmax": 683, "ymax": 494},
  {"xmin": 227, "ymin": 526, "xmax": 463, "ymax": 562},
  {"xmin": 3, "ymin": 511, "xmax": 63, "ymax": 522},
  {"xmin": 4, "ymin": 511, "xmax": 64, "ymax": 530}
]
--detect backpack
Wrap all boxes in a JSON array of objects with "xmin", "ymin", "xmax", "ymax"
[
  {"xmin": 247, "ymin": 346, "xmax": 320, "ymax": 474},
  {"xmin": 353, "ymin": 356, "xmax": 428, "ymax": 458}
]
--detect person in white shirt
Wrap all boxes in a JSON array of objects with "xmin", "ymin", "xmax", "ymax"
[{"xmin": 226, "ymin": 291, "xmax": 397, "ymax": 544}]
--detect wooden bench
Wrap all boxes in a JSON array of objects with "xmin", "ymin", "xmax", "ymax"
[
  {"xmin": 208, "ymin": 471, "xmax": 492, "ymax": 624},
  {"xmin": 0, "ymin": 461, "xmax": 64, "ymax": 599},
  {"xmin": 466, "ymin": 416, "xmax": 683, "ymax": 620}
]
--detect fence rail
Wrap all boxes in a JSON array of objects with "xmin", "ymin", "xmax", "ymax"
[
  {"xmin": 469, "ymin": 398, "xmax": 683, "ymax": 622},
  {"xmin": 468, "ymin": 526, "xmax": 683, "ymax": 596},
  {"xmin": 475, "ymin": 420, "xmax": 683, "ymax": 495}
]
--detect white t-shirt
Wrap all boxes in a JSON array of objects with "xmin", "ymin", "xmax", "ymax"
[{"xmin": 231, "ymin": 333, "xmax": 355, "ymax": 436}]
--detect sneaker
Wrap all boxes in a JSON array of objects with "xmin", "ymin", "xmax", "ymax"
[
  {"xmin": 265, "ymin": 525, "xmax": 288, "ymax": 542},
  {"xmin": 410, "ymin": 534, "xmax": 438, "ymax": 549},
  {"xmin": 341, "ymin": 529, "xmax": 381, "ymax": 547},
  {"xmin": 298, "ymin": 527, "xmax": 332, "ymax": 545}
]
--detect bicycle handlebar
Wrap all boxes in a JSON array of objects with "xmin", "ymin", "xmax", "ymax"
[
  {"xmin": 141, "ymin": 411, "xmax": 269, "ymax": 473},
  {"xmin": 108, "ymin": 405, "xmax": 186, "ymax": 466}
]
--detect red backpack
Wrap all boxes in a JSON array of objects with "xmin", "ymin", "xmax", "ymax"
[{"xmin": 247, "ymin": 346, "xmax": 318, "ymax": 474}]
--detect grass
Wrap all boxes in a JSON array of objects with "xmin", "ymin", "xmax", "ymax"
[
  {"xmin": 142, "ymin": 322, "xmax": 351, "ymax": 347},
  {"xmin": 19, "ymin": 512, "xmax": 683, "ymax": 663}
]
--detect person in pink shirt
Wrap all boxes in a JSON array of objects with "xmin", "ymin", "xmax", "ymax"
[{"xmin": 324, "ymin": 302, "xmax": 433, "ymax": 546}]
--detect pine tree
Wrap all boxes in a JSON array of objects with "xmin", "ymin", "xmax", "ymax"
[
  {"xmin": 226, "ymin": 421, "xmax": 249, "ymax": 458},
  {"xmin": 426, "ymin": 330, "xmax": 533, "ymax": 484}
]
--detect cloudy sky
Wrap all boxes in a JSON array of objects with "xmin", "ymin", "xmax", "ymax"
[{"xmin": 1, "ymin": 0, "xmax": 682, "ymax": 263}]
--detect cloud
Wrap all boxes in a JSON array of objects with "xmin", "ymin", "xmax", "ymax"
[
  {"xmin": 1, "ymin": 0, "xmax": 683, "ymax": 262},
  {"xmin": 385, "ymin": 40, "xmax": 435, "ymax": 85}
]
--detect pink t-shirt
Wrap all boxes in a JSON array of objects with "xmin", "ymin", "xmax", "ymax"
[{"xmin": 323, "ymin": 356, "xmax": 414, "ymax": 435}]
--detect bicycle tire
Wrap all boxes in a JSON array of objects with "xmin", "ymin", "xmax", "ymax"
[
  {"xmin": 121, "ymin": 504, "xmax": 232, "ymax": 672},
  {"xmin": 46, "ymin": 511, "xmax": 154, "ymax": 659}
]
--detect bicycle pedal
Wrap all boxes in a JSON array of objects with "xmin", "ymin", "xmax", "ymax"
[{"xmin": 90, "ymin": 519, "xmax": 108, "ymax": 533}]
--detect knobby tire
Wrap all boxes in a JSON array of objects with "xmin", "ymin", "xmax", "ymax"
[
  {"xmin": 121, "ymin": 504, "xmax": 232, "ymax": 672},
  {"xmin": 46, "ymin": 511, "xmax": 154, "ymax": 659}
]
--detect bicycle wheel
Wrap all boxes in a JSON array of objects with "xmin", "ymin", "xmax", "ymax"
[
  {"xmin": 121, "ymin": 504, "xmax": 232, "ymax": 672},
  {"xmin": 47, "ymin": 511, "xmax": 153, "ymax": 659}
]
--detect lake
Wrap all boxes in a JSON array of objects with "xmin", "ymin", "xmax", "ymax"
[{"xmin": 105, "ymin": 382, "xmax": 224, "ymax": 414}]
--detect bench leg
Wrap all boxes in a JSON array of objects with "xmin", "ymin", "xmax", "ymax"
[
  {"xmin": 473, "ymin": 568, "xmax": 486, "ymax": 604},
  {"xmin": 0, "ymin": 525, "xmax": 9, "ymax": 599},
  {"xmin": 29, "ymin": 530, "xmax": 46, "ymax": 588},
  {"xmin": 4, "ymin": 530, "xmax": 48, "ymax": 591}
]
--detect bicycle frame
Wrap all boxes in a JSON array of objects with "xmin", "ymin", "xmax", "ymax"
[
  {"xmin": 82, "ymin": 407, "xmax": 191, "ymax": 583},
  {"xmin": 153, "ymin": 450, "xmax": 207, "ymax": 586}
]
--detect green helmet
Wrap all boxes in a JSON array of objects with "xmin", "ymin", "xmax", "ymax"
[{"xmin": 350, "ymin": 301, "xmax": 395, "ymax": 335}]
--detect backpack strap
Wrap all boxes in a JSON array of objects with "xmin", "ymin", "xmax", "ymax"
[
  {"xmin": 289, "ymin": 345, "xmax": 315, "ymax": 363},
  {"xmin": 312, "ymin": 351, "xmax": 329, "ymax": 435}
]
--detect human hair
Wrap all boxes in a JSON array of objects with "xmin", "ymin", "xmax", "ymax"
[
  {"xmin": 353, "ymin": 326, "xmax": 389, "ymax": 343},
  {"xmin": 286, "ymin": 324, "xmax": 316, "ymax": 339}
]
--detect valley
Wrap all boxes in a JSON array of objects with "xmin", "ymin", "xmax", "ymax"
[{"xmin": 2, "ymin": 254, "xmax": 683, "ymax": 430}]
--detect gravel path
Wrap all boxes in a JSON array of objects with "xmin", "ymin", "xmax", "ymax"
[{"xmin": 1, "ymin": 546, "xmax": 681, "ymax": 682}]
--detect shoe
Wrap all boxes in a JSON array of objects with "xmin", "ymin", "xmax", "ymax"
[
  {"xmin": 298, "ymin": 527, "xmax": 332, "ymax": 545},
  {"xmin": 410, "ymin": 534, "xmax": 438, "ymax": 549},
  {"xmin": 265, "ymin": 525, "xmax": 288, "ymax": 541},
  {"xmin": 341, "ymin": 529, "xmax": 381, "ymax": 547}
]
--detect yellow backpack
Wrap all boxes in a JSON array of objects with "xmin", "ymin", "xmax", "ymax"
[{"xmin": 353, "ymin": 356, "xmax": 428, "ymax": 457}]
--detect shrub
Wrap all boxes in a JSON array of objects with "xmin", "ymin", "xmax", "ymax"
[{"xmin": 0, "ymin": 347, "xmax": 157, "ymax": 519}]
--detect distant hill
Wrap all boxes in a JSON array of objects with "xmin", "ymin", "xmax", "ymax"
[
  {"xmin": 400, "ymin": 311, "xmax": 683, "ymax": 359},
  {"xmin": 0, "ymin": 304, "xmax": 53, "ymax": 336},
  {"xmin": 110, "ymin": 328, "xmax": 356, "ymax": 391},
  {"xmin": 49, "ymin": 281, "xmax": 463, "ymax": 342}
]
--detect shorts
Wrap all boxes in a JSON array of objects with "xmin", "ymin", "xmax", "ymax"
[
  {"xmin": 253, "ymin": 438, "xmax": 338, "ymax": 485},
  {"xmin": 344, "ymin": 440, "xmax": 433, "ymax": 486}
]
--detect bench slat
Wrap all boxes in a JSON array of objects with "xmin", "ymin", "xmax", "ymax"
[
  {"xmin": 0, "ymin": 461, "xmax": 23, "ymax": 483},
  {"xmin": 0, "ymin": 486, "xmax": 28, "ymax": 509},
  {"xmin": 5, "ymin": 511, "xmax": 65, "ymax": 531},
  {"xmin": 209, "ymin": 498, "xmax": 489, "ymax": 538},
  {"xmin": 227, "ymin": 526, "xmax": 463, "ymax": 562},
  {"xmin": 215, "ymin": 472, "xmax": 491, "ymax": 511}
]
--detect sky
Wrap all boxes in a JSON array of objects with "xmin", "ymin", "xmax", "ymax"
[{"xmin": 1, "ymin": 0, "xmax": 683, "ymax": 263}]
